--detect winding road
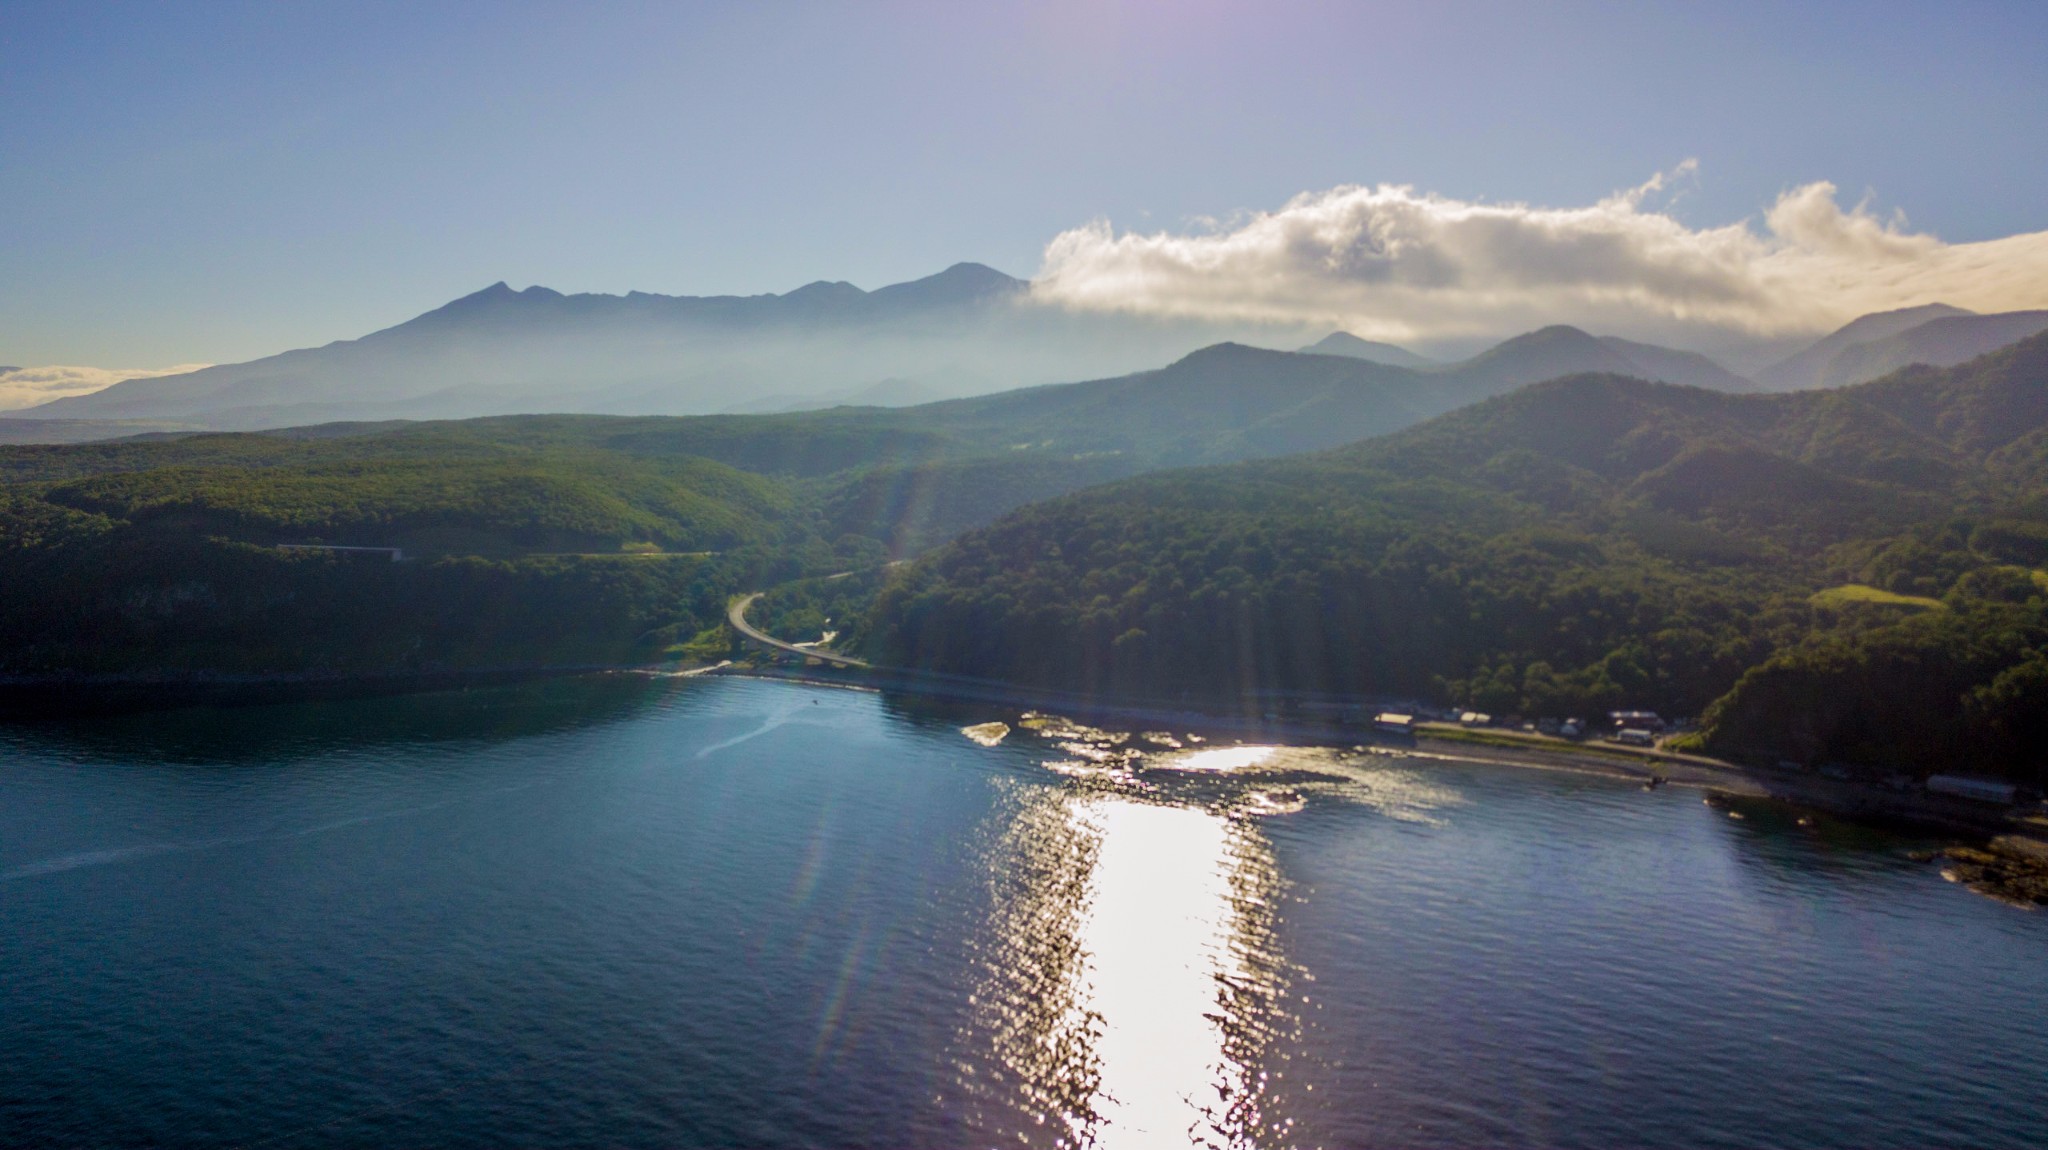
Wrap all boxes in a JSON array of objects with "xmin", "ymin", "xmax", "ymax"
[{"xmin": 726, "ymin": 593, "xmax": 870, "ymax": 669}]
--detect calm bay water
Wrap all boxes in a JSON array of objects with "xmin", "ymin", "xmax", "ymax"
[{"xmin": 2, "ymin": 675, "xmax": 2044, "ymax": 1147}]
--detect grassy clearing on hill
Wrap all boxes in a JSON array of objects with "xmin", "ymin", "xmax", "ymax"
[{"xmin": 1809, "ymin": 584, "xmax": 1946, "ymax": 611}]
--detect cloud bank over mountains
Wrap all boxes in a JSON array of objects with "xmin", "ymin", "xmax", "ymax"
[
  {"xmin": 0, "ymin": 365, "xmax": 213, "ymax": 411},
  {"xmin": 1029, "ymin": 166, "xmax": 2048, "ymax": 346}
]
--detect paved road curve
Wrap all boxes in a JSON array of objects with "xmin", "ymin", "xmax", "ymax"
[{"xmin": 727, "ymin": 593, "xmax": 870, "ymax": 669}]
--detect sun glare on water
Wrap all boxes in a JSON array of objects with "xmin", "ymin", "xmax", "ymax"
[
  {"xmin": 956, "ymin": 780, "xmax": 1296, "ymax": 1148},
  {"xmin": 1164, "ymin": 745, "xmax": 1277, "ymax": 773},
  {"xmin": 951, "ymin": 712, "xmax": 1467, "ymax": 1143},
  {"xmin": 1074, "ymin": 799, "xmax": 1276, "ymax": 1147}
]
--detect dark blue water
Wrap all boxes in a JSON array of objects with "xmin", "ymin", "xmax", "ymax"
[{"xmin": 2, "ymin": 675, "xmax": 2043, "ymax": 1147}]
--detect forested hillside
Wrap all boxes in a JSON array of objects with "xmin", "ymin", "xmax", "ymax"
[
  {"xmin": 0, "ymin": 340, "xmax": 1473, "ymax": 680},
  {"xmin": 1, "ymin": 331, "xmax": 1722, "ymax": 684},
  {"xmin": 863, "ymin": 333, "xmax": 2048, "ymax": 782},
  {"xmin": 0, "ymin": 424, "xmax": 831, "ymax": 678},
  {"xmin": 14, "ymin": 327, "xmax": 2048, "ymax": 782}
]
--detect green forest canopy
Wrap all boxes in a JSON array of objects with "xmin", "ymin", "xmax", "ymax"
[
  {"xmin": 0, "ymin": 340, "xmax": 1584, "ymax": 680},
  {"xmin": 860, "ymin": 333, "xmax": 2048, "ymax": 783},
  {"xmin": 5, "ymin": 332, "xmax": 2047, "ymax": 781}
]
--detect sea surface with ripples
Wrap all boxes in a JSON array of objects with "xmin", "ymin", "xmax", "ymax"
[{"xmin": 3, "ymin": 675, "xmax": 2044, "ymax": 1147}]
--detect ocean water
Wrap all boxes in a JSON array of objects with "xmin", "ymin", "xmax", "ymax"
[{"xmin": 1, "ymin": 675, "xmax": 2043, "ymax": 1147}]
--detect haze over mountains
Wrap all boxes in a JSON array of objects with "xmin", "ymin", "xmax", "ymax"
[
  {"xmin": 12, "ymin": 265, "xmax": 1322, "ymax": 431},
  {"xmin": 7, "ymin": 284, "xmax": 2048, "ymax": 783},
  {"xmin": 12, "ymin": 259, "xmax": 2048, "ymax": 444},
  {"xmin": 1789, "ymin": 311, "xmax": 2048, "ymax": 391},
  {"xmin": 1754, "ymin": 305, "xmax": 2048, "ymax": 391}
]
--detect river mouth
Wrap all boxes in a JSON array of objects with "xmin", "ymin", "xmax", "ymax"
[{"xmin": 2, "ymin": 675, "xmax": 2043, "ymax": 1148}]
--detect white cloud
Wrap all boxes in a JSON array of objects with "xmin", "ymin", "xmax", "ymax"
[
  {"xmin": 0, "ymin": 364, "xmax": 211, "ymax": 414},
  {"xmin": 1029, "ymin": 167, "xmax": 2048, "ymax": 344}
]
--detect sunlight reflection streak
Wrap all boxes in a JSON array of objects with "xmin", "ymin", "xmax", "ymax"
[{"xmin": 953, "ymin": 780, "xmax": 1298, "ymax": 1148}]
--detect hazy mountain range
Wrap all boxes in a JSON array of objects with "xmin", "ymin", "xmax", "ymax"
[
  {"xmin": 1753, "ymin": 304, "xmax": 2048, "ymax": 390},
  {"xmin": 9, "ymin": 261, "xmax": 2048, "ymax": 441},
  {"xmin": 6, "ymin": 308, "xmax": 2047, "ymax": 782},
  {"xmin": 10, "ymin": 265, "xmax": 1321, "ymax": 431}
]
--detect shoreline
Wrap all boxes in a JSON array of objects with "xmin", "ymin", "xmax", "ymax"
[
  {"xmin": 4, "ymin": 656, "xmax": 2041, "ymax": 905},
  {"xmin": 2, "ymin": 655, "xmax": 2035, "ymax": 847},
  {"xmin": 0, "ymin": 660, "xmax": 706, "ymax": 717},
  {"xmin": 712, "ymin": 662, "xmax": 2042, "ymax": 840}
]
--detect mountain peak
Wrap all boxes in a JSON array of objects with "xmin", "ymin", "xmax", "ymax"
[
  {"xmin": 1520, "ymin": 324, "xmax": 1601, "ymax": 343},
  {"xmin": 1831, "ymin": 302, "xmax": 1973, "ymax": 337},
  {"xmin": 432, "ymin": 281, "xmax": 562, "ymax": 311},
  {"xmin": 933, "ymin": 261, "xmax": 1025, "ymax": 288},
  {"xmin": 1758, "ymin": 302, "xmax": 1979, "ymax": 390},
  {"xmin": 1299, "ymin": 331, "xmax": 1434, "ymax": 368},
  {"xmin": 1808, "ymin": 309, "xmax": 2048, "ymax": 390},
  {"xmin": 866, "ymin": 262, "xmax": 1026, "ymax": 308},
  {"xmin": 1168, "ymin": 341, "xmax": 1287, "ymax": 368},
  {"xmin": 1474, "ymin": 323, "xmax": 1613, "ymax": 358},
  {"xmin": 783, "ymin": 279, "xmax": 866, "ymax": 303}
]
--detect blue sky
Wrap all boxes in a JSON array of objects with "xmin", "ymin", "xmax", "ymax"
[{"xmin": 5, "ymin": 0, "xmax": 2047, "ymax": 365}]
